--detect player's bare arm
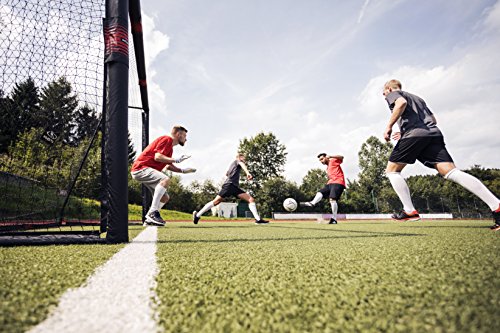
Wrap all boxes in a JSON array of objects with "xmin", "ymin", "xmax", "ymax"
[
  {"xmin": 154, "ymin": 152, "xmax": 176, "ymax": 164},
  {"xmin": 384, "ymin": 97, "xmax": 407, "ymax": 141},
  {"xmin": 328, "ymin": 155, "xmax": 344, "ymax": 160},
  {"xmin": 165, "ymin": 164, "xmax": 196, "ymax": 174},
  {"xmin": 154, "ymin": 152, "xmax": 190, "ymax": 164},
  {"xmin": 238, "ymin": 161, "xmax": 253, "ymax": 180}
]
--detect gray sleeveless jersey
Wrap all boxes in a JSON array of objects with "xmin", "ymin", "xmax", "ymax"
[
  {"xmin": 386, "ymin": 90, "xmax": 442, "ymax": 138},
  {"xmin": 223, "ymin": 160, "xmax": 241, "ymax": 186}
]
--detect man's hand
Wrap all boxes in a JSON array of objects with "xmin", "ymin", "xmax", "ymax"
[
  {"xmin": 391, "ymin": 132, "xmax": 401, "ymax": 141},
  {"xmin": 383, "ymin": 126, "xmax": 392, "ymax": 142},
  {"xmin": 181, "ymin": 168, "xmax": 196, "ymax": 174},
  {"xmin": 175, "ymin": 155, "xmax": 191, "ymax": 163},
  {"xmin": 246, "ymin": 174, "xmax": 253, "ymax": 180}
]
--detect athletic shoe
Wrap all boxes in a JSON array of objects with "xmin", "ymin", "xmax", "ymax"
[
  {"xmin": 255, "ymin": 219, "xmax": 269, "ymax": 225},
  {"xmin": 328, "ymin": 218, "xmax": 337, "ymax": 224},
  {"xmin": 491, "ymin": 208, "xmax": 500, "ymax": 231},
  {"xmin": 193, "ymin": 211, "xmax": 200, "ymax": 225},
  {"xmin": 490, "ymin": 224, "xmax": 500, "ymax": 232},
  {"xmin": 145, "ymin": 210, "xmax": 166, "ymax": 226},
  {"xmin": 299, "ymin": 202, "xmax": 314, "ymax": 207},
  {"xmin": 143, "ymin": 220, "xmax": 162, "ymax": 227},
  {"xmin": 391, "ymin": 210, "xmax": 420, "ymax": 222}
]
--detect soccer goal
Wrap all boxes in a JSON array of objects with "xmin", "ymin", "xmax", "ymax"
[{"xmin": 0, "ymin": 0, "xmax": 149, "ymax": 244}]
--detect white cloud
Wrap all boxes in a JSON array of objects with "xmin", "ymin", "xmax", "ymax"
[
  {"xmin": 357, "ymin": 0, "xmax": 371, "ymax": 24},
  {"xmin": 483, "ymin": 0, "xmax": 500, "ymax": 31},
  {"xmin": 357, "ymin": 30, "xmax": 500, "ymax": 177},
  {"xmin": 138, "ymin": 0, "xmax": 500, "ymax": 188}
]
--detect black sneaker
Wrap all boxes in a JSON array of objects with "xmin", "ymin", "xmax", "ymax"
[
  {"xmin": 299, "ymin": 202, "xmax": 314, "ymax": 207},
  {"xmin": 391, "ymin": 210, "xmax": 420, "ymax": 222},
  {"xmin": 491, "ymin": 209, "xmax": 500, "ymax": 231},
  {"xmin": 490, "ymin": 224, "xmax": 500, "ymax": 232},
  {"xmin": 328, "ymin": 218, "xmax": 337, "ymax": 224},
  {"xmin": 145, "ymin": 210, "xmax": 166, "ymax": 226},
  {"xmin": 255, "ymin": 219, "xmax": 269, "ymax": 225},
  {"xmin": 193, "ymin": 211, "xmax": 200, "ymax": 225}
]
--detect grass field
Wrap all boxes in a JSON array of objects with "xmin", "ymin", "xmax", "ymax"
[{"xmin": 1, "ymin": 219, "xmax": 499, "ymax": 332}]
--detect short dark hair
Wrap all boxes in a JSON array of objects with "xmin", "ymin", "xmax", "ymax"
[
  {"xmin": 317, "ymin": 153, "xmax": 326, "ymax": 158},
  {"xmin": 171, "ymin": 125, "xmax": 188, "ymax": 134}
]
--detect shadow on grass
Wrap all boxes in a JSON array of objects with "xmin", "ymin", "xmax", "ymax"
[
  {"xmin": 265, "ymin": 224, "xmax": 423, "ymax": 236},
  {"xmin": 404, "ymin": 225, "xmax": 491, "ymax": 229},
  {"xmin": 176, "ymin": 225, "xmax": 255, "ymax": 229}
]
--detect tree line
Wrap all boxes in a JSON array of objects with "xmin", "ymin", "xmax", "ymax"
[
  {"xmin": 129, "ymin": 132, "xmax": 499, "ymax": 218},
  {"xmin": 2, "ymin": 78, "xmax": 498, "ymax": 218},
  {"xmin": 0, "ymin": 77, "xmax": 137, "ymax": 200}
]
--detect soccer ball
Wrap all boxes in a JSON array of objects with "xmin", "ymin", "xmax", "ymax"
[{"xmin": 283, "ymin": 198, "xmax": 297, "ymax": 212}]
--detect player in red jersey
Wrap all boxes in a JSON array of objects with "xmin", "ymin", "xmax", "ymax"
[
  {"xmin": 131, "ymin": 125, "xmax": 196, "ymax": 226},
  {"xmin": 300, "ymin": 153, "xmax": 346, "ymax": 224}
]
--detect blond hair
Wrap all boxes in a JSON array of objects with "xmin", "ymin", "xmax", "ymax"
[
  {"xmin": 384, "ymin": 79, "xmax": 402, "ymax": 90},
  {"xmin": 171, "ymin": 125, "xmax": 188, "ymax": 135}
]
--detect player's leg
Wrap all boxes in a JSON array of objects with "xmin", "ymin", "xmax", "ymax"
[
  {"xmin": 420, "ymin": 136, "xmax": 500, "ymax": 230},
  {"xmin": 159, "ymin": 193, "xmax": 170, "ymax": 210},
  {"xmin": 437, "ymin": 162, "xmax": 500, "ymax": 230},
  {"xmin": 238, "ymin": 192, "xmax": 269, "ymax": 224},
  {"xmin": 386, "ymin": 161, "xmax": 420, "ymax": 221},
  {"xmin": 193, "ymin": 195, "xmax": 224, "ymax": 224},
  {"xmin": 385, "ymin": 138, "xmax": 425, "ymax": 221},
  {"xmin": 329, "ymin": 199, "xmax": 338, "ymax": 224},
  {"xmin": 300, "ymin": 187, "xmax": 327, "ymax": 207},
  {"xmin": 147, "ymin": 176, "xmax": 170, "ymax": 224},
  {"xmin": 328, "ymin": 184, "xmax": 345, "ymax": 224},
  {"xmin": 131, "ymin": 168, "xmax": 168, "ymax": 226}
]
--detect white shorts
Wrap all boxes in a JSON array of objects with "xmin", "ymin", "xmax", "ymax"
[{"xmin": 131, "ymin": 167, "xmax": 168, "ymax": 194}]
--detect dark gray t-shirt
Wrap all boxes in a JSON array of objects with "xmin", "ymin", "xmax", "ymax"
[
  {"xmin": 223, "ymin": 160, "xmax": 241, "ymax": 186},
  {"xmin": 386, "ymin": 90, "xmax": 442, "ymax": 138}
]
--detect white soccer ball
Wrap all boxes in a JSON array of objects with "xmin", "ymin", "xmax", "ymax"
[{"xmin": 283, "ymin": 198, "xmax": 297, "ymax": 212}]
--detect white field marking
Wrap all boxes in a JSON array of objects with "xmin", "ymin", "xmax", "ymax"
[{"xmin": 29, "ymin": 227, "xmax": 160, "ymax": 333}]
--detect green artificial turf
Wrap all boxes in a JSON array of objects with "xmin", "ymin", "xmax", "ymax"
[
  {"xmin": 0, "ymin": 226, "xmax": 143, "ymax": 333},
  {"xmin": 155, "ymin": 220, "xmax": 500, "ymax": 333}
]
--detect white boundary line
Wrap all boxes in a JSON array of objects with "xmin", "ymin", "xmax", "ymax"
[{"xmin": 29, "ymin": 227, "xmax": 160, "ymax": 333}]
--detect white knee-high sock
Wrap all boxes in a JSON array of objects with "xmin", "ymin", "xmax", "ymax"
[
  {"xmin": 330, "ymin": 200, "xmax": 338, "ymax": 220},
  {"xmin": 196, "ymin": 201, "xmax": 215, "ymax": 217},
  {"xmin": 311, "ymin": 192, "xmax": 323, "ymax": 205},
  {"xmin": 248, "ymin": 202, "xmax": 261, "ymax": 220},
  {"xmin": 387, "ymin": 172, "xmax": 416, "ymax": 212},
  {"xmin": 445, "ymin": 169, "xmax": 500, "ymax": 211},
  {"xmin": 149, "ymin": 184, "xmax": 167, "ymax": 213}
]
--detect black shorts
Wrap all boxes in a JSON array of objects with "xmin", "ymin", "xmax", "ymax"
[
  {"xmin": 389, "ymin": 136, "xmax": 453, "ymax": 168},
  {"xmin": 218, "ymin": 183, "xmax": 245, "ymax": 198},
  {"xmin": 319, "ymin": 183, "xmax": 345, "ymax": 200}
]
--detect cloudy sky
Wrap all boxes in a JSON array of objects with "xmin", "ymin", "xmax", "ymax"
[{"xmin": 129, "ymin": 0, "xmax": 500, "ymax": 186}]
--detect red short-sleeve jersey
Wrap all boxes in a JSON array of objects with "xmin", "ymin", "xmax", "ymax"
[
  {"xmin": 326, "ymin": 158, "xmax": 346, "ymax": 186},
  {"xmin": 131, "ymin": 135, "xmax": 173, "ymax": 172}
]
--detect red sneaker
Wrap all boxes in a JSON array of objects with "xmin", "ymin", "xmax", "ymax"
[
  {"xmin": 491, "ymin": 207, "xmax": 500, "ymax": 231},
  {"xmin": 391, "ymin": 210, "xmax": 421, "ymax": 222}
]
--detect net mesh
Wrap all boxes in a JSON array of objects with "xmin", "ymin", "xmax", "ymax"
[{"xmin": 0, "ymin": 0, "xmax": 105, "ymax": 235}]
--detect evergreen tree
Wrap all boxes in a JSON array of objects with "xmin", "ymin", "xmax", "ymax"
[
  {"xmin": 39, "ymin": 77, "xmax": 78, "ymax": 144},
  {"xmin": 0, "ymin": 78, "xmax": 41, "ymax": 152},
  {"xmin": 73, "ymin": 104, "xmax": 99, "ymax": 145}
]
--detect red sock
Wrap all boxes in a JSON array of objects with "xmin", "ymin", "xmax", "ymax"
[{"xmin": 494, "ymin": 204, "xmax": 500, "ymax": 213}]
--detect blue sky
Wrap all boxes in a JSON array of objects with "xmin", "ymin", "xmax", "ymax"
[{"xmin": 130, "ymin": 0, "xmax": 500, "ymax": 186}]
